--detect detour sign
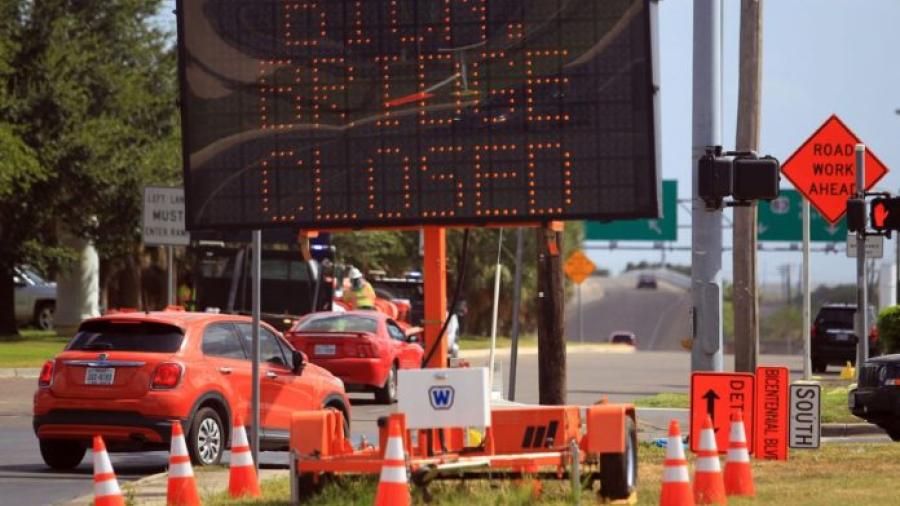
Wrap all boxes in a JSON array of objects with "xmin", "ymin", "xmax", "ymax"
[
  {"xmin": 690, "ymin": 373, "xmax": 755, "ymax": 455},
  {"xmin": 780, "ymin": 114, "xmax": 889, "ymax": 224}
]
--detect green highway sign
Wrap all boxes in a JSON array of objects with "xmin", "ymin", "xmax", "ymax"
[
  {"xmin": 758, "ymin": 189, "xmax": 846, "ymax": 242},
  {"xmin": 586, "ymin": 180, "xmax": 677, "ymax": 241}
]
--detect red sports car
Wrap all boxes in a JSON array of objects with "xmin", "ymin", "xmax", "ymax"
[{"xmin": 284, "ymin": 311, "xmax": 424, "ymax": 403}]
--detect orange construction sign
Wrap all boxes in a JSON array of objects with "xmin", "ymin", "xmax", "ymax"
[
  {"xmin": 754, "ymin": 366, "xmax": 789, "ymax": 460},
  {"xmin": 690, "ymin": 372, "xmax": 755, "ymax": 454},
  {"xmin": 780, "ymin": 114, "xmax": 889, "ymax": 224},
  {"xmin": 563, "ymin": 250, "xmax": 596, "ymax": 285}
]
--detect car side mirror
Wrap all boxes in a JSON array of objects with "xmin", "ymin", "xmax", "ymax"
[{"xmin": 292, "ymin": 350, "xmax": 306, "ymax": 374}]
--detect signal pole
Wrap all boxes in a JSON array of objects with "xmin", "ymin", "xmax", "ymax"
[
  {"xmin": 536, "ymin": 223, "xmax": 566, "ymax": 404},
  {"xmin": 733, "ymin": 0, "xmax": 762, "ymax": 373},
  {"xmin": 691, "ymin": 0, "xmax": 724, "ymax": 371}
]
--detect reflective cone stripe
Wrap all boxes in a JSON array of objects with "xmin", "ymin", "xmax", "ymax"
[
  {"xmin": 167, "ymin": 421, "xmax": 201, "ymax": 506},
  {"xmin": 660, "ymin": 420, "xmax": 694, "ymax": 506},
  {"xmin": 723, "ymin": 412, "xmax": 755, "ymax": 497},
  {"xmin": 693, "ymin": 416, "xmax": 727, "ymax": 505},
  {"xmin": 374, "ymin": 418, "xmax": 410, "ymax": 506},
  {"xmin": 93, "ymin": 436, "xmax": 125, "ymax": 506},
  {"xmin": 229, "ymin": 413, "xmax": 261, "ymax": 498}
]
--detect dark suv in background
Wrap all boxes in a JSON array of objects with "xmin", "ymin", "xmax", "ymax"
[
  {"xmin": 850, "ymin": 355, "xmax": 900, "ymax": 441},
  {"xmin": 811, "ymin": 303, "xmax": 878, "ymax": 373}
]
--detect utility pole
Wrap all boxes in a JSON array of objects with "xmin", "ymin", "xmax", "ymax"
[
  {"xmin": 536, "ymin": 223, "xmax": 566, "ymax": 404},
  {"xmin": 692, "ymin": 0, "xmax": 724, "ymax": 372},
  {"xmin": 733, "ymin": 0, "xmax": 762, "ymax": 373}
]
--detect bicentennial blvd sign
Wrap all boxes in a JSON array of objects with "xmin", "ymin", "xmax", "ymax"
[
  {"xmin": 753, "ymin": 366, "xmax": 789, "ymax": 460},
  {"xmin": 780, "ymin": 114, "xmax": 889, "ymax": 224},
  {"xmin": 177, "ymin": 0, "xmax": 661, "ymax": 231}
]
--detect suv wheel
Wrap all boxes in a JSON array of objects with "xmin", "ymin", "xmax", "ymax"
[
  {"xmin": 812, "ymin": 358, "xmax": 827, "ymax": 374},
  {"xmin": 40, "ymin": 439, "xmax": 86, "ymax": 470},
  {"xmin": 887, "ymin": 428, "xmax": 900, "ymax": 442},
  {"xmin": 35, "ymin": 302, "xmax": 55, "ymax": 331},
  {"xmin": 187, "ymin": 407, "xmax": 224, "ymax": 466},
  {"xmin": 375, "ymin": 364, "xmax": 398, "ymax": 404}
]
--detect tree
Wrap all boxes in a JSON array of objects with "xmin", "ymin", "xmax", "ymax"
[{"xmin": 0, "ymin": 0, "xmax": 180, "ymax": 334}]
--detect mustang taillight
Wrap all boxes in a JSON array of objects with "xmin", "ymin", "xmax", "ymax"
[
  {"xmin": 356, "ymin": 343, "xmax": 375, "ymax": 358},
  {"xmin": 151, "ymin": 362, "xmax": 183, "ymax": 389},
  {"xmin": 38, "ymin": 360, "xmax": 54, "ymax": 387},
  {"xmin": 886, "ymin": 379, "xmax": 900, "ymax": 386}
]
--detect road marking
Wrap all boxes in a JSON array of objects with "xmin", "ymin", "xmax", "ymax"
[{"xmin": 649, "ymin": 291, "xmax": 689, "ymax": 350}]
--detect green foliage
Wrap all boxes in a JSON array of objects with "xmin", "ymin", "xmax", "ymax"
[
  {"xmin": 331, "ymin": 231, "xmax": 420, "ymax": 274},
  {"xmin": 876, "ymin": 305, "xmax": 900, "ymax": 354},
  {"xmin": 760, "ymin": 305, "xmax": 803, "ymax": 343}
]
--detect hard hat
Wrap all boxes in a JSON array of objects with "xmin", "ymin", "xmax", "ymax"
[{"xmin": 348, "ymin": 267, "xmax": 363, "ymax": 280}]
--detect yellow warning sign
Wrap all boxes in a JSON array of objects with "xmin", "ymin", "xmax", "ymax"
[{"xmin": 563, "ymin": 250, "xmax": 596, "ymax": 284}]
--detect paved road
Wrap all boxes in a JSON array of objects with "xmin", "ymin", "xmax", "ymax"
[
  {"xmin": 565, "ymin": 271, "xmax": 691, "ymax": 351},
  {"xmin": 1, "ymin": 349, "xmax": 810, "ymax": 505}
]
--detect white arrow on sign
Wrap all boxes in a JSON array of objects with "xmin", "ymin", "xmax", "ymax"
[{"xmin": 648, "ymin": 220, "xmax": 662, "ymax": 235}]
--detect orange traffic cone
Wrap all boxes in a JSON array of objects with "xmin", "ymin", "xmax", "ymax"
[
  {"xmin": 167, "ymin": 421, "xmax": 201, "ymax": 506},
  {"xmin": 92, "ymin": 435, "xmax": 125, "ymax": 506},
  {"xmin": 660, "ymin": 420, "xmax": 694, "ymax": 506},
  {"xmin": 374, "ymin": 416, "xmax": 410, "ymax": 506},
  {"xmin": 229, "ymin": 412, "xmax": 261, "ymax": 498},
  {"xmin": 723, "ymin": 411, "xmax": 755, "ymax": 497},
  {"xmin": 693, "ymin": 415, "xmax": 727, "ymax": 504}
]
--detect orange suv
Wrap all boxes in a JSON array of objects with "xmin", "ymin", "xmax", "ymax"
[{"xmin": 33, "ymin": 310, "xmax": 350, "ymax": 469}]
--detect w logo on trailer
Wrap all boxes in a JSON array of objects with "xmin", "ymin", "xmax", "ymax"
[{"xmin": 429, "ymin": 386, "xmax": 455, "ymax": 410}]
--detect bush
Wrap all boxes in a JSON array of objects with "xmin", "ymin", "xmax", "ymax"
[{"xmin": 876, "ymin": 306, "xmax": 900, "ymax": 354}]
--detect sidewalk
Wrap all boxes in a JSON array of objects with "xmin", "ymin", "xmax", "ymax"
[
  {"xmin": 0, "ymin": 367, "xmax": 40, "ymax": 378},
  {"xmin": 61, "ymin": 468, "xmax": 288, "ymax": 505}
]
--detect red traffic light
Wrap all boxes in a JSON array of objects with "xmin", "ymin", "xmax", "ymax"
[
  {"xmin": 869, "ymin": 197, "xmax": 900, "ymax": 233},
  {"xmin": 873, "ymin": 202, "xmax": 890, "ymax": 228}
]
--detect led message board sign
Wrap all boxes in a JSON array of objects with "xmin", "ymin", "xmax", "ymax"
[{"xmin": 177, "ymin": 0, "xmax": 660, "ymax": 230}]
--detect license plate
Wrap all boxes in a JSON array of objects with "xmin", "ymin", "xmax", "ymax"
[
  {"xmin": 314, "ymin": 344, "xmax": 336, "ymax": 356},
  {"xmin": 834, "ymin": 334, "xmax": 851, "ymax": 342},
  {"xmin": 85, "ymin": 367, "xmax": 115, "ymax": 385}
]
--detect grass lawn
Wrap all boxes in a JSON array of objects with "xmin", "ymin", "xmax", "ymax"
[
  {"xmin": 457, "ymin": 334, "xmax": 537, "ymax": 351},
  {"xmin": 204, "ymin": 443, "xmax": 900, "ymax": 505},
  {"xmin": 633, "ymin": 387, "xmax": 863, "ymax": 424},
  {"xmin": 0, "ymin": 329, "xmax": 69, "ymax": 367}
]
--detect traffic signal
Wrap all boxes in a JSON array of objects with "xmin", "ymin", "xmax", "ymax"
[
  {"xmin": 698, "ymin": 148, "xmax": 781, "ymax": 209},
  {"xmin": 869, "ymin": 197, "xmax": 900, "ymax": 233},
  {"xmin": 846, "ymin": 198, "xmax": 866, "ymax": 233},
  {"xmin": 733, "ymin": 156, "xmax": 780, "ymax": 201}
]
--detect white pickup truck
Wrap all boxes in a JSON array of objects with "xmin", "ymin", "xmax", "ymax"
[{"xmin": 14, "ymin": 266, "xmax": 56, "ymax": 330}]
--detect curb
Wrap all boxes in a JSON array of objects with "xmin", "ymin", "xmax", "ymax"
[
  {"xmin": 0, "ymin": 368, "xmax": 41, "ymax": 379},
  {"xmin": 460, "ymin": 344, "xmax": 636, "ymax": 359},
  {"xmin": 821, "ymin": 423, "xmax": 886, "ymax": 437}
]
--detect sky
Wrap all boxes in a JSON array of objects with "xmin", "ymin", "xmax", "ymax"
[
  {"xmin": 630, "ymin": 0, "xmax": 900, "ymax": 287},
  {"xmin": 157, "ymin": 0, "xmax": 900, "ymax": 287}
]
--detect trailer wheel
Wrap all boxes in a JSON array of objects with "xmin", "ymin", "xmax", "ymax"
[
  {"xmin": 296, "ymin": 472, "xmax": 331, "ymax": 501},
  {"xmin": 598, "ymin": 416, "xmax": 637, "ymax": 501}
]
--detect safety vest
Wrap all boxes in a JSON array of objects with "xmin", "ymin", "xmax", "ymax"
[{"xmin": 344, "ymin": 281, "xmax": 375, "ymax": 309}]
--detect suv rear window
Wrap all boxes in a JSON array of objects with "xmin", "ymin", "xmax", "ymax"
[
  {"xmin": 815, "ymin": 308, "xmax": 855, "ymax": 328},
  {"xmin": 68, "ymin": 320, "xmax": 184, "ymax": 353}
]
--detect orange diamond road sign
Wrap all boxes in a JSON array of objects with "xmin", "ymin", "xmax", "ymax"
[
  {"xmin": 781, "ymin": 114, "xmax": 889, "ymax": 224},
  {"xmin": 563, "ymin": 250, "xmax": 596, "ymax": 284}
]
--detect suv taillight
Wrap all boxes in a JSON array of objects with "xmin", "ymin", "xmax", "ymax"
[
  {"xmin": 38, "ymin": 360, "xmax": 54, "ymax": 387},
  {"xmin": 151, "ymin": 362, "xmax": 183, "ymax": 389}
]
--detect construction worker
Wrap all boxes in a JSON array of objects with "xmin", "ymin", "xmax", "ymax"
[{"xmin": 342, "ymin": 267, "xmax": 376, "ymax": 310}]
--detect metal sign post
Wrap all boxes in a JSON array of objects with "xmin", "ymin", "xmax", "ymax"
[
  {"xmin": 802, "ymin": 200, "xmax": 812, "ymax": 379},
  {"xmin": 855, "ymin": 145, "xmax": 869, "ymax": 374},
  {"xmin": 167, "ymin": 246, "xmax": 175, "ymax": 306},
  {"xmin": 578, "ymin": 283, "xmax": 583, "ymax": 343},
  {"xmin": 691, "ymin": 0, "xmax": 724, "ymax": 372},
  {"xmin": 250, "ymin": 230, "xmax": 261, "ymax": 469},
  {"xmin": 507, "ymin": 228, "xmax": 525, "ymax": 401}
]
